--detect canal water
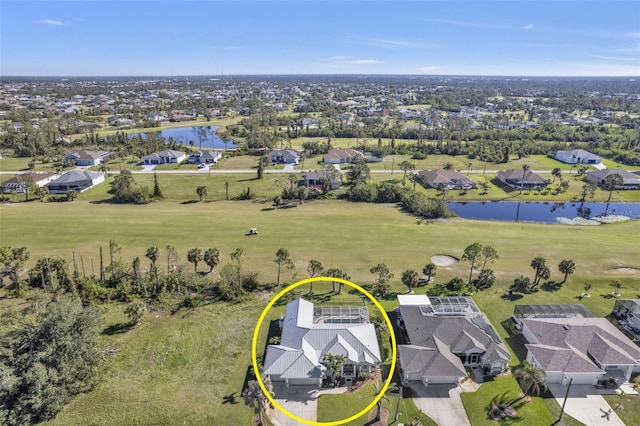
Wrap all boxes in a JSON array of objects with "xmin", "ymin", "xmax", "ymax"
[
  {"xmin": 448, "ymin": 201, "xmax": 640, "ymax": 224},
  {"xmin": 131, "ymin": 126, "xmax": 238, "ymax": 150}
]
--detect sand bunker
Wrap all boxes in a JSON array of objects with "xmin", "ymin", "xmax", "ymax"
[{"xmin": 431, "ymin": 255, "xmax": 460, "ymax": 266}]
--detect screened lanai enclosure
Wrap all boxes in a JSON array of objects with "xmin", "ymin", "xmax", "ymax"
[{"xmin": 513, "ymin": 304, "xmax": 594, "ymax": 325}]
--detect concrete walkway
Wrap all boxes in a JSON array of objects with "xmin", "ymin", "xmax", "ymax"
[
  {"xmin": 410, "ymin": 383, "xmax": 471, "ymax": 426},
  {"xmin": 548, "ymin": 384, "xmax": 625, "ymax": 426}
]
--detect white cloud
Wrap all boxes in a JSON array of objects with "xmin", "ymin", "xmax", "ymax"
[
  {"xmin": 522, "ymin": 24, "xmax": 535, "ymax": 30},
  {"xmin": 329, "ymin": 56, "xmax": 380, "ymax": 65},
  {"xmin": 37, "ymin": 19, "xmax": 64, "ymax": 26},
  {"xmin": 585, "ymin": 53, "xmax": 638, "ymax": 61}
]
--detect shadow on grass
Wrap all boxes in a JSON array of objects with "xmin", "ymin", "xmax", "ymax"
[
  {"xmin": 102, "ymin": 322, "xmax": 134, "ymax": 335},
  {"xmin": 499, "ymin": 319, "xmax": 528, "ymax": 363},
  {"xmin": 222, "ymin": 392, "xmax": 239, "ymax": 405},
  {"xmin": 500, "ymin": 293, "xmax": 524, "ymax": 301},
  {"xmin": 542, "ymin": 281, "xmax": 563, "ymax": 292},
  {"xmin": 180, "ymin": 199, "xmax": 200, "ymax": 205}
]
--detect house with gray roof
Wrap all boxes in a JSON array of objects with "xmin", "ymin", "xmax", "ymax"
[
  {"xmin": 64, "ymin": 150, "xmax": 113, "ymax": 166},
  {"xmin": 497, "ymin": 169, "xmax": 548, "ymax": 190},
  {"xmin": 187, "ymin": 150, "xmax": 222, "ymax": 164},
  {"xmin": 515, "ymin": 304, "xmax": 640, "ymax": 385},
  {"xmin": 269, "ymin": 149, "xmax": 300, "ymax": 164},
  {"xmin": 142, "ymin": 149, "xmax": 187, "ymax": 165},
  {"xmin": 586, "ymin": 169, "xmax": 640, "ymax": 190},
  {"xmin": 1, "ymin": 172, "xmax": 59, "ymax": 194},
  {"xmin": 554, "ymin": 149, "xmax": 602, "ymax": 165},
  {"xmin": 263, "ymin": 298, "xmax": 381, "ymax": 387},
  {"xmin": 396, "ymin": 295, "xmax": 510, "ymax": 387},
  {"xmin": 323, "ymin": 148, "xmax": 364, "ymax": 164},
  {"xmin": 417, "ymin": 169, "xmax": 476, "ymax": 190},
  {"xmin": 46, "ymin": 170, "xmax": 105, "ymax": 194},
  {"xmin": 302, "ymin": 169, "xmax": 342, "ymax": 190}
]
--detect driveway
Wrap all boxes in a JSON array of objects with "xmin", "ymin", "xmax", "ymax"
[
  {"xmin": 410, "ymin": 383, "xmax": 470, "ymax": 426},
  {"xmin": 548, "ymin": 384, "xmax": 624, "ymax": 426},
  {"xmin": 269, "ymin": 384, "xmax": 318, "ymax": 426}
]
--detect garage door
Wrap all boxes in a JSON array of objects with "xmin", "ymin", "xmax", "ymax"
[{"xmin": 562, "ymin": 374, "xmax": 598, "ymax": 385}]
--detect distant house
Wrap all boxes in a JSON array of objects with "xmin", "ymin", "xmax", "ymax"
[
  {"xmin": 296, "ymin": 117, "xmax": 317, "ymax": 127},
  {"xmin": 323, "ymin": 148, "xmax": 364, "ymax": 164},
  {"xmin": 1, "ymin": 172, "xmax": 59, "ymax": 194},
  {"xmin": 187, "ymin": 150, "xmax": 222, "ymax": 164},
  {"xmin": 142, "ymin": 149, "xmax": 187, "ymax": 165},
  {"xmin": 497, "ymin": 170, "xmax": 548, "ymax": 190},
  {"xmin": 554, "ymin": 149, "xmax": 602, "ymax": 165},
  {"xmin": 269, "ymin": 149, "xmax": 300, "ymax": 164},
  {"xmin": 263, "ymin": 298, "xmax": 381, "ymax": 387},
  {"xmin": 514, "ymin": 304, "xmax": 640, "ymax": 385},
  {"xmin": 302, "ymin": 169, "xmax": 342, "ymax": 190},
  {"xmin": 417, "ymin": 169, "xmax": 476, "ymax": 190},
  {"xmin": 585, "ymin": 169, "xmax": 640, "ymax": 190},
  {"xmin": 396, "ymin": 295, "xmax": 511, "ymax": 387},
  {"xmin": 64, "ymin": 150, "xmax": 113, "ymax": 167},
  {"xmin": 46, "ymin": 170, "xmax": 105, "ymax": 194}
]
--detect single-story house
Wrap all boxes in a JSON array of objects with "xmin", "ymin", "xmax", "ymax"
[
  {"xmin": 296, "ymin": 117, "xmax": 317, "ymax": 127},
  {"xmin": 497, "ymin": 170, "xmax": 548, "ymax": 190},
  {"xmin": 514, "ymin": 304, "xmax": 640, "ymax": 385},
  {"xmin": 417, "ymin": 169, "xmax": 476, "ymax": 190},
  {"xmin": 64, "ymin": 150, "xmax": 113, "ymax": 166},
  {"xmin": 554, "ymin": 149, "xmax": 602, "ymax": 165},
  {"xmin": 187, "ymin": 150, "xmax": 222, "ymax": 164},
  {"xmin": 302, "ymin": 169, "xmax": 342, "ymax": 190},
  {"xmin": 585, "ymin": 169, "xmax": 640, "ymax": 190},
  {"xmin": 269, "ymin": 149, "xmax": 300, "ymax": 164},
  {"xmin": 46, "ymin": 170, "xmax": 105, "ymax": 194},
  {"xmin": 396, "ymin": 295, "xmax": 511, "ymax": 387},
  {"xmin": 142, "ymin": 149, "xmax": 187, "ymax": 165},
  {"xmin": 1, "ymin": 172, "xmax": 59, "ymax": 193},
  {"xmin": 323, "ymin": 148, "xmax": 364, "ymax": 164},
  {"xmin": 263, "ymin": 298, "xmax": 381, "ymax": 387}
]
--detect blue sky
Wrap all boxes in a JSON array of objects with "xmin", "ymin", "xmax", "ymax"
[{"xmin": 2, "ymin": 1, "xmax": 639, "ymax": 76}]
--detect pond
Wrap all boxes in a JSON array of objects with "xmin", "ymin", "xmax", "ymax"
[
  {"xmin": 131, "ymin": 126, "xmax": 238, "ymax": 150},
  {"xmin": 448, "ymin": 201, "xmax": 640, "ymax": 224}
]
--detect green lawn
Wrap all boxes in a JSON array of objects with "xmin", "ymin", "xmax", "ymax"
[
  {"xmin": 603, "ymin": 394, "xmax": 640, "ymax": 426},
  {"xmin": 460, "ymin": 375, "xmax": 555, "ymax": 426},
  {"xmin": 45, "ymin": 299, "xmax": 261, "ymax": 425}
]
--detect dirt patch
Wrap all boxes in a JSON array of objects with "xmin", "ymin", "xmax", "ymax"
[
  {"xmin": 616, "ymin": 267, "xmax": 640, "ymax": 273},
  {"xmin": 431, "ymin": 255, "xmax": 460, "ymax": 266}
]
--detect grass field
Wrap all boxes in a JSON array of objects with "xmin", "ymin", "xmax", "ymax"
[{"xmin": 2, "ymin": 198, "xmax": 639, "ymax": 424}]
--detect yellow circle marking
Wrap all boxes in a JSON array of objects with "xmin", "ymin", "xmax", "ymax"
[{"xmin": 251, "ymin": 276, "xmax": 397, "ymax": 426}]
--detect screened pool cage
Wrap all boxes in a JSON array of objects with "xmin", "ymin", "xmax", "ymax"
[
  {"xmin": 313, "ymin": 306, "xmax": 370, "ymax": 324},
  {"xmin": 513, "ymin": 304, "xmax": 594, "ymax": 323}
]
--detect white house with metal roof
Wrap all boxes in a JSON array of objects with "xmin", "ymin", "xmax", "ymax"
[
  {"xmin": 554, "ymin": 149, "xmax": 602, "ymax": 165},
  {"xmin": 263, "ymin": 298, "xmax": 381, "ymax": 387}
]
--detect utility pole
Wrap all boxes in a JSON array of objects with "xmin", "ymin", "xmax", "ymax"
[{"xmin": 555, "ymin": 378, "xmax": 573, "ymax": 425}]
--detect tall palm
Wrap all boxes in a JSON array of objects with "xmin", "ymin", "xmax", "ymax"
[
  {"xmin": 373, "ymin": 380, "xmax": 400, "ymax": 421},
  {"xmin": 243, "ymin": 376, "xmax": 274, "ymax": 426},
  {"xmin": 520, "ymin": 164, "xmax": 530, "ymax": 194},
  {"xmin": 514, "ymin": 361, "xmax": 547, "ymax": 397}
]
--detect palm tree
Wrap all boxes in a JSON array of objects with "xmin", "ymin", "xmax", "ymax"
[
  {"xmin": 242, "ymin": 375, "xmax": 274, "ymax": 426},
  {"xmin": 323, "ymin": 353, "xmax": 346, "ymax": 384},
  {"xmin": 274, "ymin": 248, "xmax": 293, "ymax": 287},
  {"xmin": 422, "ymin": 263, "xmax": 437, "ymax": 283},
  {"xmin": 520, "ymin": 164, "xmax": 530, "ymax": 194},
  {"xmin": 603, "ymin": 173, "xmax": 624, "ymax": 213},
  {"xmin": 203, "ymin": 248, "xmax": 220, "ymax": 273},
  {"xmin": 551, "ymin": 167, "xmax": 561, "ymax": 183},
  {"xmin": 307, "ymin": 259, "xmax": 323, "ymax": 294},
  {"xmin": 558, "ymin": 259, "xmax": 576, "ymax": 284},
  {"xmin": 187, "ymin": 248, "xmax": 203, "ymax": 273},
  {"xmin": 609, "ymin": 280, "xmax": 623, "ymax": 296},
  {"xmin": 401, "ymin": 269, "xmax": 419, "ymax": 293},
  {"xmin": 514, "ymin": 361, "xmax": 547, "ymax": 397},
  {"xmin": 398, "ymin": 160, "xmax": 415, "ymax": 185},
  {"xmin": 373, "ymin": 380, "xmax": 400, "ymax": 421}
]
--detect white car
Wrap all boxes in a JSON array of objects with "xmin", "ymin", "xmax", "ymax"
[{"xmin": 198, "ymin": 163, "xmax": 206, "ymax": 169}]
